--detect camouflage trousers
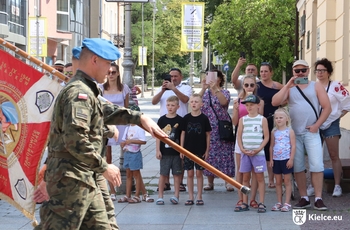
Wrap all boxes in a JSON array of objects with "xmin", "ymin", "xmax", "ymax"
[{"xmin": 34, "ymin": 176, "xmax": 118, "ymax": 230}]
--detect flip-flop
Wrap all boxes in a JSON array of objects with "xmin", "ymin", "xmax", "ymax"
[
  {"xmin": 196, "ymin": 200, "xmax": 204, "ymax": 205},
  {"xmin": 185, "ymin": 200, "xmax": 194, "ymax": 206},
  {"xmin": 170, "ymin": 197, "xmax": 179, "ymax": 205},
  {"xmin": 156, "ymin": 198, "xmax": 164, "ymax": 205}
]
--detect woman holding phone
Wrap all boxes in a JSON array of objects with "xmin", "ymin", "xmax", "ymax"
[{"xmin": 199, "ymin": 69, "xmax": 235, "ymax": 191}]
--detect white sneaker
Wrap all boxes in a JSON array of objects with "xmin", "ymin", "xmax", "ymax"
[
  {"xmin": 307, "ymin": 184, "xmax": 315, "ymax": 196},
  {"xmin": 332, "ymin": 186, "xmax": 342, "ymax": 197}
]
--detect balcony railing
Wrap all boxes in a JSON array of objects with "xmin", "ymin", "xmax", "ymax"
[
  {"xmin": 0, "ymin": 11, "xmax": 8, "ymax": 25},
  {"xmin": 8, "ymin": 21, "xmax": 24, "ymax": 36}
]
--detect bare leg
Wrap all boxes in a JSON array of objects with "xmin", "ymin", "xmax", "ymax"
[
  {"xmin": 242, "ymin": 172, "xmax": 251, "ymax": 206},
  {"xmin": 250, "ymin": 171, "xmax": 258, "ymax": 202},
  {"xmin": 196, "ymin": 170, "xmax": 204, "ymax": 200},
  {"xmin": 132, "ymin": 170, "xmax": 142, "ymax": 197},
  {"xmin": 325, "ymin": 136, "xmax": 342, "ymax": 185},
  {"xmin": 173, "ymin": 175, "xmax": 181, "ymax": 199},
  {"xmin": 187, "ymin": 170, "xmax": 194, "ymax": 200},
  {"xmin": 125, "ymin": 169, "xmax": 132, "ymax": 198},
  {"xmin": 312, "ymin": 172, "xmax": 324, "ymax": 198},
  {"xmin": 158, "ymin": 175, "xmax": 165, "ymax": 199},
  {"xmin": 275, "ymin": 174, "xmax": 283, "ymax": 204},
  {"xmin": 106, "ymin": 146, "xmax": 117, "ymax": 195},
  {"xmin": 295, "ymin": 171, "xmax": 307, "ymax": 197},
  {"xmin": 267, "ymin": 161, "xmax": 275, "ymax": 187},
  {"xmin": 284, "ymin": 173, "xmax": 292, "ymax": 205},
  {"xmin": 235, "ymin": 154, "xmax": 243, "ymax": 202},
  {"xmin": 256, "ymin": 172, "xmax": 265, "ymax": 204}
]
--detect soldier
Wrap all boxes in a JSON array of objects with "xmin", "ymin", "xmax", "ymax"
[{"xmin": 35, "ymin": 38, "xmax": 166, "ymax": 229}]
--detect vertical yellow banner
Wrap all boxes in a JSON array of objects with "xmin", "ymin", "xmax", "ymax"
[
  {"xmin": 138, "ymin": 46, "xmax": 147, "ymax": 66},
  {"xmin": 181, "ymin": 2, "xmax": 205, "ymax": 52},
  {"xmin": 27, "ymin": 17, "xmax": 47, "ymax": 57}
]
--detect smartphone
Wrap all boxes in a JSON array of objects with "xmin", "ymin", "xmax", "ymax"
[
  {"xmin": 163, "ymin": 74, "xmax": 171, "ymax": 90},
  {"xmin": 294, "ymin": 77, "xmax": 308, "ymax": 84},
  {"xmin": 206, "ymin": 71, "xmax": 217, "ymax": 84},
  {"xmin": 240, "ymin": 52, "xmax": 246, "ymax": 59}
]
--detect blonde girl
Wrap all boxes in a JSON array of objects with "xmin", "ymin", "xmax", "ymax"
[
  {"xmin": 232, "ymin": 75, "xmax": 264, "ymax": 211},
  {"xmin": 269, "ymin": 108, "xmax": 296, "ymax": 212}
]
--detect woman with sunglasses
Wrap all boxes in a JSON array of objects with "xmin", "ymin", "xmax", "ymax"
[
  {"xmin": 199, "ymin": 70, "xmax": 235, "ymax": 192},
  {"xmin": 257, "ymin": 63, "xmax": 284, "ymax": 189},
  {"xmin": 100, "ymin": 62, "xmax": 130, "ymax": 200},
  {"xmin": 232, "ymin": 75, "xmax": 264, "ymax": 210},
  {"xmin": 305, "ymin": 58, "xmax": 350, "ymax": 197}
]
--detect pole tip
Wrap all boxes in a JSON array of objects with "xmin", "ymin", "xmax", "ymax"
[{"xmin": 240, "ymin": 186, "xmax": 251, "ymax": 195}]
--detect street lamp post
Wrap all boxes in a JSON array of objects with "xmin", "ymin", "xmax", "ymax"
[{"xmin": 151, "ymin": 0, "xmax": 156, "ymax": 96}]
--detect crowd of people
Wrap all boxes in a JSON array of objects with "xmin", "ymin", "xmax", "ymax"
[{"xmin": 34, "ymin": 38, "xmax": 350, "ymax": 228}]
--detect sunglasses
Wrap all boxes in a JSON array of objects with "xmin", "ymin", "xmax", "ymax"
[
  {"xmin": 314, "ymin": 69, "xmax": 327, "ymax": 74},
  {"xmin": 244, "ymin": 83, "xmax": 255, "ymax": 88},
  {"xmin": 294, "ymin": 68, "xmax": 308, "ymax": 73},
  {"xmin": 261, "ymin": 62, "xmax": 271, "ymax": 66},
  {"xmin": 108, "ymin": 71, "xmax": 117, "ymax": 75},
  {"xmin": 64, "ymin": 71, "xmax": 73, "ymax": 76}
]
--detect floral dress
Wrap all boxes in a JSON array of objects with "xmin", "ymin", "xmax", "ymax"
[{"xmin": 202, "ymin": 89, "xmax": 235, "ymax": 177}]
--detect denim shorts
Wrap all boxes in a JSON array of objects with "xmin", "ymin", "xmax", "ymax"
[
  {"xmin": 123, "ymin": 151, "xmax": 143, "ymax": 170},
  {"xmin": 294, "ymin": 132, "xmax": 324, "ymax": 173},
  {"xmin": 320, "ymin": 118, "xmax": 341, "ymax": 139}
]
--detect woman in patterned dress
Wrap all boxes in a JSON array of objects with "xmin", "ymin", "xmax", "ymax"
[{"xmin": 199, "ymin": 70, "xmax": 235, "ymax": 191}]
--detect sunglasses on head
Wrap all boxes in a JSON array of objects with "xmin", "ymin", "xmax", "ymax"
[
  {"xmin": 261, "ymin": 62, "xmax": 271, "ymax": 66},
  {"xmin": 244, "ymin": 83, "xmax": 255, "ymax": 88},
  {"xmin": 294, "ymin": 68, "xmax": 308, "ymax": 73},
  {"xmin": 108, "ymin": 71, "xmax": 117, "ymax": 75}
]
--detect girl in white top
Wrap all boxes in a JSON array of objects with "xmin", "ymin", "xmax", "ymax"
[{"xmin": 312, "ymin": 58, "xmax": 350, "ymax": 197}]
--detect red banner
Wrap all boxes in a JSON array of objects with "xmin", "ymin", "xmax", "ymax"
[{"xmin": 0, "ymin": 49, "xmax": 62, "ymax": 220}]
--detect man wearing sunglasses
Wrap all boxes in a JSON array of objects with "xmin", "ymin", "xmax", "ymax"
[
  {"xmin": 272, "ymin": 60, "xmax": 331, "ymax": 211},
  {"xmin": 231, "ymin": 56, "xmax": 259, "ymax": 92}
]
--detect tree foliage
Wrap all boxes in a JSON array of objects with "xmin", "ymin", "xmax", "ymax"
[{"xmin": 208, "ymin": 0, "xmax": 296, "ymax": 81}]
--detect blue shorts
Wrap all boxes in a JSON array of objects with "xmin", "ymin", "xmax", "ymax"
[
  {"xmin": 273, "ymin": 159, "xmax": 293, "ymax": 174},
  {"xmin": 123, "ymin": 151, "xmax": 143, "ymax": 171},
  {"xmin": 320, "ymin": 118, "xmax": 341, "ymax": 139},
  {"xmin": 294, "ymin": 132, "xmax": 324, "ymax": 173}
]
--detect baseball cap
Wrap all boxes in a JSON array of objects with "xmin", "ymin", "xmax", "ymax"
[
  {"xmin": 292, "ymin": 60, "xmax": 309, "ymax": 68},
  {"xmin": 241, "ymin": 94, "xmax": 260, "ymax": 104},
  {"xmin": 82, "ymin": 38, "xmax": 121, "ymax": 61},
  {"xmin": 54, "ymin": 60, "xmax": 65, "ymax": 66},
  {"xmin": 72, "ymin": 46, "xmax": 82, "ymax": 60}
]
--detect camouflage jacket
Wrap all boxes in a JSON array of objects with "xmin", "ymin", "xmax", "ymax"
[{"xmin": 46, "ymin": 70, "xmax": 142, "ymax": 188}]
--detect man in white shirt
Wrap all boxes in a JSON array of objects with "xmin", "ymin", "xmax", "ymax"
[{"xmin": 152, "ymin": 68, "xmax": 192, "ymax": 117}]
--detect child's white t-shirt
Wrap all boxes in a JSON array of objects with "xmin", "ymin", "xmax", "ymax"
[{"xmin": 122, "ymin": 125, "xmax": 146, "ymax": 152}]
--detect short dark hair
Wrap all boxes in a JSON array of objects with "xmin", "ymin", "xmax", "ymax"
[
  {"xmin": 314, "ymin": 58, "xmax": 333, "ymax": 75},
  {"xmin": 170, "ymin": 68, "xmax": 182, "ymax": 75},
  {"xmin": 64, "ymin": 63, "xmax": 72, "ymax": 68}
]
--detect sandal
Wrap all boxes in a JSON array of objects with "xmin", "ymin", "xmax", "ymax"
[
  {"xmin": 257, "ymin": 203, "xmax": 267, "ymax": 213},
  {"xmin": 281, "ymin": 203, "xmax": 291, "ymax": 212},
  {"xmin": 196, "ymin": 200, "xmax": 204, "ymax": 205},
  {"xmin": 268, "ymin": 183, "xmax": 276, "ymax": 188},
  {"xmin": 185, "ymin": 200, "xmax": 194, "ymax": 206},
  {"xmin": 157, "ymin": 183, "xmax": 171, "ymax": 191},
  {"xmin": 203, "ymin": 184, "xmax": 214, "ymax": 191},
  {"xmin": 180, "ymin": 183, "xmax": 187, "ymax": 192},
  {"xmin": 271, "ymin": 202, "xmax": 282, "ymax": 211},
  {"xmin": 117, "ymin": 196, "xmax": 129, "ymax": 203},
  {"xmin": 250, "ymin": 200, "xmax": 259, "ymax": 209},
  {"xmin": 128, "ymin": 196, "xmax": 141, "ymax": 204},
  {"xmin": 110, "ymin": 194, "xmax": 116, "ymax": 201},
  {"xmin": 234, "ymin": 202, "xmax": 249, "ymax": 212},
  {"xmin": 170, "ymin": 197, "xmax": 179, "ymax": 204},
  {"xmin": 225, "ymin": 183, "xmax": 235, "ymax": 192},
  {"xmin": 142, "ymin": 194, "xmax": 154, "ymax": 203},
  {"xmin": 156, "ymin": 198, "xmax": 164, "ymax": 205}
]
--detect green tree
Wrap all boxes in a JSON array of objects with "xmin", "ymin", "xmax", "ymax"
[{"xmin": 208, "ymin": 0, "xmax": 296, "ymax": 81}]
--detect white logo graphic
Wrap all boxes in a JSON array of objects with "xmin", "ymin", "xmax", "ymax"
[
  {"xmin": 293, "ymin": 209, "xmax": 306, "ymax": 225},
  {"xmin": 35, "ymin": 90, "xmax": 54, "ymax": 113},
  {"xmin": 14, "ymin": 178, "xmax": 27, "ymax": 200}
]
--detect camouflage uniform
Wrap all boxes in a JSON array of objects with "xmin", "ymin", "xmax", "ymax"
[{"xmin": 36, "ymin": 70, "xmax": 141, "ymax": 230}]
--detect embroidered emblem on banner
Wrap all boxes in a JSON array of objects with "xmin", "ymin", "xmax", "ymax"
[
  {"xmin": 14, "ymin": 178, "xmax": 27, "ymax": 200},
  {"xmin": 35, "ymin": 90, "xmax": 54, "ymax": 113}
]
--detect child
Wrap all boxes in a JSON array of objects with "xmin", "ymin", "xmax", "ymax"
[
  {"xmin": 236, "ymin": 94, "xmax": 269, "ymax": 213},
  {"xmin": 118, "ymin": 123, "xmax": 153, "ymax": 203},
  {"xmin": 180, "ymin": 94, "xmax": 211, "ymax": 205},
  {"xmin": 232, "ymin": 75, "xmax": 264, "ymax": 210},
  {"xmin": 269, "ymin": 108, "xmax": 295, "ymax": 212},
  {"xmin": 156, "ymin": 96, "xmax": 184, "ymax": 205}
]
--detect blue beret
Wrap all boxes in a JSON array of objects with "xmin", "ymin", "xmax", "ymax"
[
  {"xmin": 72, "ymin": 46, "xmax": 82, "ymax": 60},
  {"xmin": 82, "ymin": 38, "xmax": 121, "ymax": 61}
]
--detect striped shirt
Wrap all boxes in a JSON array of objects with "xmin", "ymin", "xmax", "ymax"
[{"xmin": 242, "ymin": 114, "xmax": 264, "ymax": 156}]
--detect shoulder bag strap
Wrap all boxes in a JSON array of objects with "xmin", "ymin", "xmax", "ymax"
[
  {"xmin": 296, "ymin": 86, "xmax": 319, "ymax": 120},
  {"xmin": 208, "ymin": 90, "xmax": 232, "ymax": 122}
]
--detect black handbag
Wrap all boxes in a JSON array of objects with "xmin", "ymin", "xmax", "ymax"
[{"xmin": 208, "ymin": 90, "xmax": 235, "ymax": 142}]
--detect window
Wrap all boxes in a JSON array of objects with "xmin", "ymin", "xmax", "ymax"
[
  {"xmin": 57, "ymin": 0, "xmax": 69, "ymax": 31},
  {"xmin": 307, "ymin": 30, "xmax": 310, "ymax": 49},
  {"xmin": 300, "ymin": 14, "xmax": 306, "ymax": 36}
]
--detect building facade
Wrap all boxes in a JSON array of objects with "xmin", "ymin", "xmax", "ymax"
[{"xmin": 297, "ymin": 0, "xmax": 350, "ymax": 158}]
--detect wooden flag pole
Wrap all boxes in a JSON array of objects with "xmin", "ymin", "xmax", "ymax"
[{"xmin": 0, "ymin": 38, "xmax": 69, "ymax": 82}]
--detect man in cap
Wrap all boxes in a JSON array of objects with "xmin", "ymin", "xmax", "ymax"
[
  {"xmin": 272, "ymin": 60, "xmax": 331, "ymax": 211},
  {"xmin": 36, "ymin": 38, "xmax": 166, "ymax": 229}
]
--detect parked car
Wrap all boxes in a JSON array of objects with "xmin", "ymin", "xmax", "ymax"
[{"xmin": 181, "ymin": 77, "xmax": 201, "ymax": 85}]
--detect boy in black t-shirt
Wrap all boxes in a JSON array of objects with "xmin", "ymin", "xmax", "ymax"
[
  {"xmin": 180, "ymin": 94, "xmax": 211, "ymax": 206},
  {"xmin": 156, "ymin": 96, "xmax": 184, "ymax": 205}
]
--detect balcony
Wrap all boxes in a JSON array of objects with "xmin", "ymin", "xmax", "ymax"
[
  {"xmin": 0, "ymin": 11, "xmax": 8, "ymax": 25},
  {"xmin": 8, "ymin": 21, "xmax": 24, "ymax": 36}
]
